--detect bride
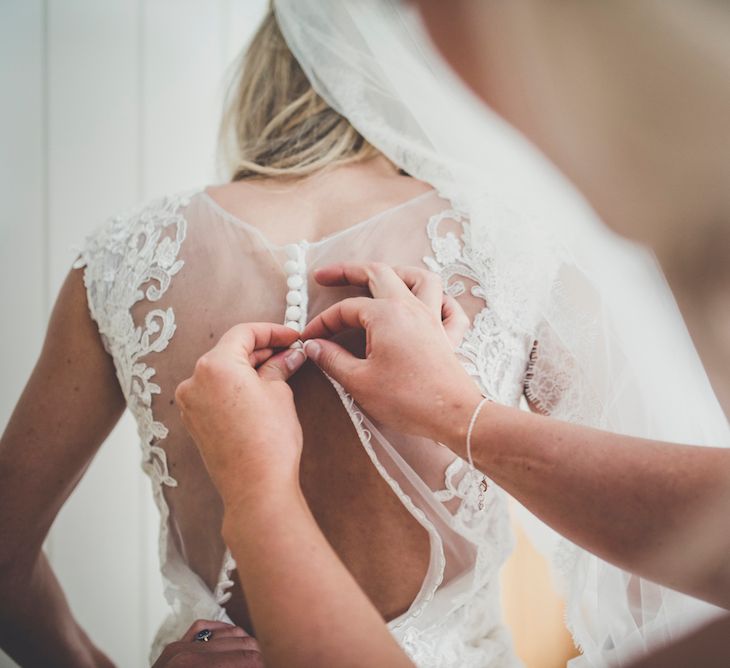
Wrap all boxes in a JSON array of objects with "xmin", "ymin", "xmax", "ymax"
[
  {"xmin": 0, "ymin": 6, "xmax": 554, "ymax": 667},
  {"xmin": 0, "ymin": 2, "xmax": 726, "ymax": 667}
]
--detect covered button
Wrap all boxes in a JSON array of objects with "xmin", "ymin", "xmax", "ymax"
[
  {"xmin": 284, "ymin": 259, "xmax": 300, "ymax": 274},
  {"xmin": 286, "ymin": 290, "xmax": 303, "ymax": 306},
  {"xmin": 287, "ymin": 274, "xmax": 304, "ymax": 290}
]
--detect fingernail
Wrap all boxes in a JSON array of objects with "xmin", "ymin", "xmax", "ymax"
[
  {"xmin": 303, "ymin": 340, "xmax": 321, "ymax": 361},
  {"xmin": 285, "ymin": 349, "xmax": 306, "ymax": 371}
]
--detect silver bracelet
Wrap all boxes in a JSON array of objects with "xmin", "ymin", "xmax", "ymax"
[{"xmin": 466, "ymin": 397, "xmax": 490, "ymax": 469}]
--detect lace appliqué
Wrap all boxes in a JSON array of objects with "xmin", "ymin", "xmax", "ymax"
[
  {"xmin": 213, "ymin": 550, "xmax": 237, "ymax": 606},
  {"xmin": 74, "ymin": 193, "xmax": 189, "ymax": 487},
  {"xmin": 423, "ymin": 209, "xmax": 529, "ymax": 407},
  {"xmin": 421, "ymin": 206, "xmax": 525, "ymax": 635},
  {"xmin": 424, "ymin": 209, "xmax": 615, "ymax": 661},
  {"xmin": 74, "ymin": 193, "xmax": 194, "ymax": 630},
  {"xmin": 435, "ymin": 460, "xmax": 492, "ymax": 534},
  {"xmin": 423, "ymin": 206, "xmax": 524, "ymax": 545},
  {"xmin": 523, "ymin": 295, "xmax": 603, "ymax": 426}
]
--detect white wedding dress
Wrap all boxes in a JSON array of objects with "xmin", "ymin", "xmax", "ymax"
[{"xmin": 74, "ymin": 184, "xmax": 551, "ymax": 667}]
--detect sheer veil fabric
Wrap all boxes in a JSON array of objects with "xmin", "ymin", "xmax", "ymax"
[{"xmin": 273, "ymin": 0, "xmax": 730, "ymax": 665}]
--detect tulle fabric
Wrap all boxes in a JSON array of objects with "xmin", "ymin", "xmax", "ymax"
[{"xmin": 273, "ymin": 1, "xmax": 730, "ymax": 665}]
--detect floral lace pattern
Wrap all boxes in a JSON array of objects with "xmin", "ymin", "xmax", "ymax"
[
  {"xmin": 74, "ymin": 192, "xmax": 191, "ymax": 616},
  {"xmin": 378, "ymin": 206, "xmax": 523, "ymax": 667},
  {"xmin": 522, "ymin": 286, "xmax": 603, "ymax": 426},
  {"xmin": 423, "ymin": 209, "xmax": 530, "ymax": 407},
  {"xmin": 434, "ymin": 459, "xmax": 493, "ymax": 537},
  {"xmin": 74, "ymin": 193, "xmax": 189, "ymax": 485},
  {"xmin": 213, "ymin": 550, "xmax": 237, "ymax": 606}
]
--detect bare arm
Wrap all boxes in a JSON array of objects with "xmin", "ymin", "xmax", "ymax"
[
  {"xmin": 451, "ymin": 401, "xmax": 730, "ymax": 607},
  {"xmin": 301, "ymin": 262, "xmax": 730, "ymax": 609},
  {"xmin": 222, "ymin": 484, "xmax": 413, "ymax": 668},
  {"xmin": 0, "ymin": 267, "xmax": 125, "ymax": 667}
]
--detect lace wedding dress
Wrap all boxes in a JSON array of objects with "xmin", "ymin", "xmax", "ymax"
[{"xmin": 74, "ymin": 185, "xmax": 547, "ymax": 667}]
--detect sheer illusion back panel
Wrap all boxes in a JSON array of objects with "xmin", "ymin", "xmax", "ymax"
[
  {"xmin": 128, "ymin": 190, "xmax": 499, "ymax": 629},
  {"xmin": 79, "ymin": 186, "xmax": 531, "ymax": 666}
]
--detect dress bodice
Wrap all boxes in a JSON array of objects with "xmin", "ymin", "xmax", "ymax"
[{"xmin": 74, "ymin": 186, "xmax": 538, "ymax": 667}]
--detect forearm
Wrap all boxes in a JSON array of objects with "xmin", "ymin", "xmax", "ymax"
[
  {"xmin": 222, "ymin": 483, "xmax": 412, "ymax": 668},
  {"xmin": 0, "ymin": 268, "xmax": 124, "ymax": 666},
  {"xmin": 0, "ymin": 552, "xmax": 113, "ymax": 667},
  {"xmin": 444, "ymin": 400, "xmax": 730, "ymax": 608}
]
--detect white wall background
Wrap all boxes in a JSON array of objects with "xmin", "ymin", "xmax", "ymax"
[{"xmin": 0, "ymin": 2, "xmax": 267, "ymax": 665}]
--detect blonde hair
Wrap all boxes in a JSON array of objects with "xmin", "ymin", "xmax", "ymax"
[{"xmin": 218, "ymin": 6, "xmax": 379, "ymax": 181}]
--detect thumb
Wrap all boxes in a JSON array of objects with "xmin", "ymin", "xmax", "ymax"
[
  {"xmin": 257, "ymin": 346, "xmax": 306, "ymax": 382},
  {"xmin": 303, "ymin": 339, "xmax": 360, "ymax": 384}
]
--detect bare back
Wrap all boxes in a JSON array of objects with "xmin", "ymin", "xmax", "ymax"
[{"xmin": 159, "ymin": 163, "xmax": 442, "ymax": 629}]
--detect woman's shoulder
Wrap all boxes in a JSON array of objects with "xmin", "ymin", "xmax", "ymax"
[
  {"xmin": 72, "ymin": 187, "xmax": 204, "ymax": 339},
  {"xmin": 73, "ymin": 188, "xmax": 203, "ymax": 272}
]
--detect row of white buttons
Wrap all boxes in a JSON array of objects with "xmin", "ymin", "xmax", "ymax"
[{"xmin": 284, "ymin": 243, "xmax": 307, "ymax": 332}]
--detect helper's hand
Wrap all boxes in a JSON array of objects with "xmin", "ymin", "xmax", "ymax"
[
  {"xmin": 301, "ymin": 262, "xmax": 482, "ymax": 448},
  {"xmin": 175, "ymin": 323, "xmax": 306, "ymax": 514},
  {"xmin": 152, "ymin": 620, "xmax": 263, "ymax": 667}
]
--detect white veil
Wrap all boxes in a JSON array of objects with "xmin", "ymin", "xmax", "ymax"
[{"xmin": 272, "ymin": 1, "xmax": 729, "ymax": 665}]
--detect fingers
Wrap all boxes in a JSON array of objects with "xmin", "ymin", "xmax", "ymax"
[
  {"xmin": 313, "ymin": 261, "xmax": 466, "ymax": 334},
  {"xmin": 314, "ymin": 262, "xmax": 444, "ymax": 311},
  {"xmin": 442, "ymin": 294, "xmax": 470, "ymax": 346},
  {"xmin": 217, "ymin": 322, "xmax": 300, "ymax": 359},
  {"xmin": 257, "ymin": 346, "xmax": 307, "ymax": 382},
  {"xmin": 248, "ymin": 347, "xmax": 273, "ymax": 368},
  {"xmin": 300, "ymin": 297, "xmax": 374, "ymax": 340},
  {"xmin": 154, "ymin": 639, "xmax": 262, "ymax": 668},
  {"xmin": 303, "ymin": 339, "xmax": 361, "ymax": 385},
  {"xmin": 188, "ymin": 637, "xmax": 260, "ymax": 653},
  {"xmin": 392, "ymin": 265, "xmax": 443, "ymax": 311},
  {"xmin": 313, "ymin": 262, "xmax": 412, "ymax": 300},
  {"xmin": 175, "ymin": 378, "xmax": 191, "ymax": 410},
  {"xmin": 221, "ymin": 649, "xmax": 265, "ymax": 666},
  {"xmin": 215, "ymin": 649, "xmax": 264, "ymax": 666},
  {"xmin": 197, "ymin": 626, "xmax": 250, "ymax": 641},
  {"xmin": 181, "ymin": 620, "xmax": 244, "ymax": 643}
]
